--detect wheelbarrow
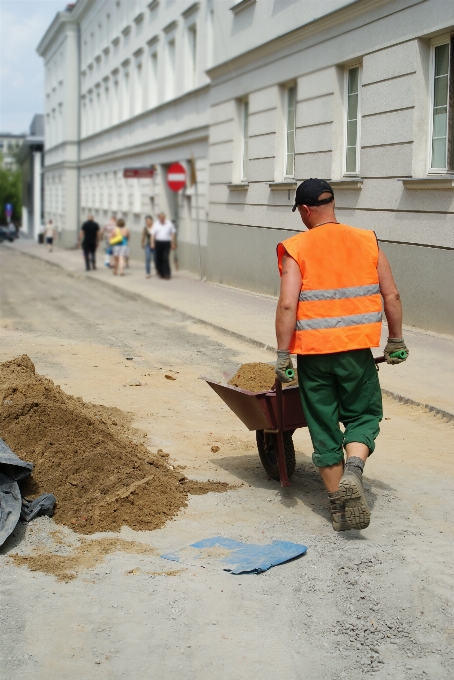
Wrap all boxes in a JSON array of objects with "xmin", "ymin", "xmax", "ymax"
[
  {"xmin": 202, "ymin": 368, "xmax": 305, "ymax": 489},
  {"xmin": 202, "ymin": 354, "xmax": 394, "ymax": 489}
]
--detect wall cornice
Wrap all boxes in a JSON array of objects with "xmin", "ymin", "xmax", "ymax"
[
  {"xmin": 79, "ymin": 125, "xmax": 209, "ymax": 168},
  {"xmin": 36, "ymin": 10, "xmax": 77, "ymax": 56},
  {"xmin": 207, "ymin": 0, "xmax": 395, "ymax": 81}
]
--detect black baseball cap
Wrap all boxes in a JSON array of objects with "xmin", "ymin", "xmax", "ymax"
[{"xmin": 292, "ymin": 178, "xmax": 334, "ymax": 212}]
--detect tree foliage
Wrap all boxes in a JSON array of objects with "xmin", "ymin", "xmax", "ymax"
[{"xmin": 0, "ymin": 153, "xmax": 22, "ymax": 225}]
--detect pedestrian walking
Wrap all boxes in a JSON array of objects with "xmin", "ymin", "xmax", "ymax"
[
  {"xmin": 110, "ymin": 218, "xmax": 129, "ymax": 276},
  {"xmin": 141, "ymin": 215, "xmax": 154, "ymax": 278},
  {"xmin": 151, "ymin": 212, "xmax": 176, "ymax": 279},
  {"xmin": 44, "ymin": 219, "xmax": 55, "ymax": 252},
  {"xmin": 101, "ymin": 215, "xmax": 117, "ymax": 267},
  {"xmin": 79, "ymin": 214, "xmax": 100, "ymax": 270},
  {"xmin": 275, "ymin": 178, "xmax": 408, "ymax": 532}
]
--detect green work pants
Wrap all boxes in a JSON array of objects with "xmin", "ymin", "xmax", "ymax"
[{"xmin": 297, "ymin": 349, "xmax": 383, "ymax": 468}]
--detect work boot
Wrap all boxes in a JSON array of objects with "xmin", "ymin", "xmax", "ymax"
[
  {"xmin": 338, "ymin": 458, "xmax": 370, "ymax": 530},
  {"xmin": 327, "ymin": 491, "xmax": 350, "ymax": 532}
]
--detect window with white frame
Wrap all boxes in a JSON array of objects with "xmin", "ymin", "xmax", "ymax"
[
  {"xmin": 149, "ymin": 49, "xmax": 158, "ymax": 108},
  {"xmin": 122, "ymin": 69, "xmax": 130, "ymax": 120},
  {"xmin": 134, "ymin": 60, "xmax": 143, "ymax": 115},
  {"xmin": 112, "ymin": 76, "xmax": 119, "ymax": 125},
  {"xmin": 166, "ymin": 38, "xmax": 176, "ymax": 100},
  {"xmin": 285, "ymin": 86, "xmax": 296, "ymax": 177},
  {"xmin": 187, "ymin": 23, "xmax": 197, "ymax": 90},
  {"xmin": 241, "ymin": 100, "xmax": 249, "ymax": 181},
  {"xmin": 207, "ymin": 5, "xmax": 214, "ymax": 68},
  {"xmin": 430, "ymin": 40, "xmax": 451, "ymax": 171},
  {"xmin": 345, "ymin": 66, "xmax": 361, "ymax": 175}
]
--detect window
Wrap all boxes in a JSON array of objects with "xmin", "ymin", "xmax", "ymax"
[
  {"xmin": 187, "ymin": 24, "xmax": 197, "ymax": 90},
  {"xmin": 112, "ymin": 77, "xmax": 119, "ymax": 125},
  {"xmin": 166, "ymin": 38, "xmax": 176, "ymax": 100},
  {"xmin": 207, "ymin": 5, "xmax": 214, "ymax": 67},
  {"xmin": 345, "ymin": 66, "xmax": 361, "ymax": 175},
  {"xmin": 285, "ymin": 86, "xmax": 296, "ymax": 177},
  {"xmin": 241, "ymin": 100, "xmax": 249, "ymax": 180},
  {"xmin": 149, "ymin": 50, "xmax": 158, "ymax": 108},
  {"xmin": 122, "ymin": 70, "xmax": 130, "ymax": 120},
  {"xmin": 134, "ymin": 61, "xmax": 143, "ymax": 115},
  {"xmin": 430, "ymin": 41, "xmax": 451, "ymax": 171}
]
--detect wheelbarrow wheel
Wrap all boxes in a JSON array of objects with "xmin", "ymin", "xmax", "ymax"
[{"xmin": 256, "ymin": 430, "xmax": 296, "ymax": 482}]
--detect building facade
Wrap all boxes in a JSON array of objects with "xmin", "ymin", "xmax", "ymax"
[{"xmin": 38, "ymin": 0, "xmax": 454, "ymax": 335}]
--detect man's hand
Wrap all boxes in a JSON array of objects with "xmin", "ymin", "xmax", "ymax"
[
  {"xmin": 276, "ymin": 350, "xmax": 294, "ymax": 383},
  {"xmin": 384, "ymin": 338, "xmax": 409, "ymax": 364}
]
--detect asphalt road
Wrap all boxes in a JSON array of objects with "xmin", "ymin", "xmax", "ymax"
[{"xmin": 1, "ymin": 247, "xmax": 453, "ymax": 680}]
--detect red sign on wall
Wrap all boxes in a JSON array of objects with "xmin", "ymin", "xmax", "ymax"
[
  {"xmin": 167, "ymin": 163, "xmax": 187, "ymax": 192},
  {"xmin": 123, "ymin": 168, "xmax": 155, "ymax": 178}
]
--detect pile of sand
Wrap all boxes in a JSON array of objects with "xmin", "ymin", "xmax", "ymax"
[
  {"xmin": 228, "ymin": 362, "xmax": 297, "ymax": 392},
  {"xmin": 0, "ymin": 355, "xmax": 229, "ymax": 534}
]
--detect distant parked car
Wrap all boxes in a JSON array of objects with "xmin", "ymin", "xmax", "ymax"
[{"xmin": 0, "ymin": 226, "xmax": 16, "ymax": 243}]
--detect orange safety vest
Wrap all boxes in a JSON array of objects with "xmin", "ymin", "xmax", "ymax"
[{"xmin": 277, "ymin": 223, "xmax": 382, "ymax": 355}]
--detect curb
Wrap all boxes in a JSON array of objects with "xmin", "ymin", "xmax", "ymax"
[
  {"xmin": 7, "ymin": 244, "xmax": 454, "ymax": 424},
  {"xmin": 381, "ymin": 389, "xmax": 454, "ymax": 423}
]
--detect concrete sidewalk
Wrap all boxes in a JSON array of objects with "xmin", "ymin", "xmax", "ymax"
[{"xmin": 5, "ymin": 238, "xmax": 454, "ymax": 420}]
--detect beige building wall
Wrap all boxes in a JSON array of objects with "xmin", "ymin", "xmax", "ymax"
[{"xmin": 206, "ymin": 0, "xmax": 454, "ymax": 335}]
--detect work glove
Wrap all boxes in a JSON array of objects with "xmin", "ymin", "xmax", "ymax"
[
  {"xmin": 384, "ymin": 338, "xmax": 409, "ymax": 365},
  {"xmin": 276, "ymin": 350, "xmax": 295, "ymax": 383}
]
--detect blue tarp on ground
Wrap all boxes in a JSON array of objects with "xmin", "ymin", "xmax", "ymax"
[{"xmin": 161, "ymin": 536, "xmax": 307, "ymax": 574}]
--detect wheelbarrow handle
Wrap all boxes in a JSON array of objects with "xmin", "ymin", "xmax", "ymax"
[{"xmin": 270, "ymin": 379, "xmax": 290, "ymax": 488}]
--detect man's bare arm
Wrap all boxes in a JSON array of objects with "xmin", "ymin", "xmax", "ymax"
[
  {"xmin": 377, "ymin": 249, "xmax": 402, "ymax": 338},
  {"xmin": 275, "ymin": 254, "xmax": 302, "ymax": 350}
]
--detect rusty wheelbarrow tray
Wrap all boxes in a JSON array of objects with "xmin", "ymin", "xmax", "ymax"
[
  {"xmin": 202, "ymin": 356, "xmax": 385, "ymax": 489},
  {"xmin": 201, "ymin": 375, "xmax": 307, "ymax": 488}
]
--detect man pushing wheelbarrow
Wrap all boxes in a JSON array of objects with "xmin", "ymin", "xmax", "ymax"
[{"xmin": 275, "ymin": 178, "xmax": 408, "ymax": 532}]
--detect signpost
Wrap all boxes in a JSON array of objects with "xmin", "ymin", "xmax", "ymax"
[
  {"xmin": 166, "ymin": 163, "xmax": 186, "ymax": 192},
  {"xmin": 123, "ymin": 168, "xmax": 155, "ymax": 178}
]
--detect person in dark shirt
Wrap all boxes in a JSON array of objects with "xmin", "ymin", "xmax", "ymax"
[{"xmin": 79, "ymin": 215, "xmax": 100, "ymax": 271}]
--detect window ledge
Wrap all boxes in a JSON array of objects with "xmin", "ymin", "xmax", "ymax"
[
  {"xmin": 268, "ymin": 181, "xmax": 297, "ymax": 191},
  {"xmin": 230, "ymin": 0, "xmax": 256, "ymax": 14},
  {"xmin": 182, "ymin": 2, "xmax": 200, "ymax": 19},
  {"xmin": 329, "ymin": 178, "xmax": 363, "ymax": 189},
  {"xmin": 227, "ymin": 182, "xmax": 249, "ymax": 190},
  {"xmin": 399, "ymin": 176, "xmax": 454, "ymax": 189}
]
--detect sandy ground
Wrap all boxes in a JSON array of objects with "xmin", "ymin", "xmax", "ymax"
[{"xmin": 0, "ymin": 247, "xmax": 453, "ymax": 680}]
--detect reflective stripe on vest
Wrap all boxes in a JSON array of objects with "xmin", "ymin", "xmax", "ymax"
[
  {"xmin": 296, "ymin": 311, "xmax": 382, "ymax": 331},
  {"xmin": 299, "ymin": 283, "xmax": 380, "ymax": 302}
]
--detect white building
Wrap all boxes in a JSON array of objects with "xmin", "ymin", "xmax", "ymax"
[
  {"xmin": 38, "ymin": 0, "xmax": 211, "ymax": 269},
  {"xmin": 18, "ymin": 115, "xmax": 45, "ymax": 239},
  {"xmin": 38, "ymin": 0, "xmax": 454, "ymax": 335}
]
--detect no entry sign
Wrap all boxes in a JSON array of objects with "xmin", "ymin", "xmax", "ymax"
[{"xmin": 167, "ymin": 163, "xmax": 186, "ymax": 192}]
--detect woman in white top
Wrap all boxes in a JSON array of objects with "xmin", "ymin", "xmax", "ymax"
[
  {"xmin": 150, "ymin": 212, "xmax": 176, "ymax": 279},
  {"xmin": 44, "ymin": 220, "xmax": 55, "ymax": 252}
]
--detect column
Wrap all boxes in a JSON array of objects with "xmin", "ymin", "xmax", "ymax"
[{"xmin": 33, "ymin": 151, "xmax": 42, "ymax": 240}]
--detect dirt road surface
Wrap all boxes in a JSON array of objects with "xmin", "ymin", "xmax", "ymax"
[{"xmin": 1, "ymin": 247, "xmax": 453, "ymax": 680}]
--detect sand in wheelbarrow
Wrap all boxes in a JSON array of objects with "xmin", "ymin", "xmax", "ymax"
[
  {"xmin": 0, "ymin": 355, "xmax": 231, "ymax": 534},
  {"xmin": 228, "ymin": 362, "xmax": 297, "ymax": 393}
]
